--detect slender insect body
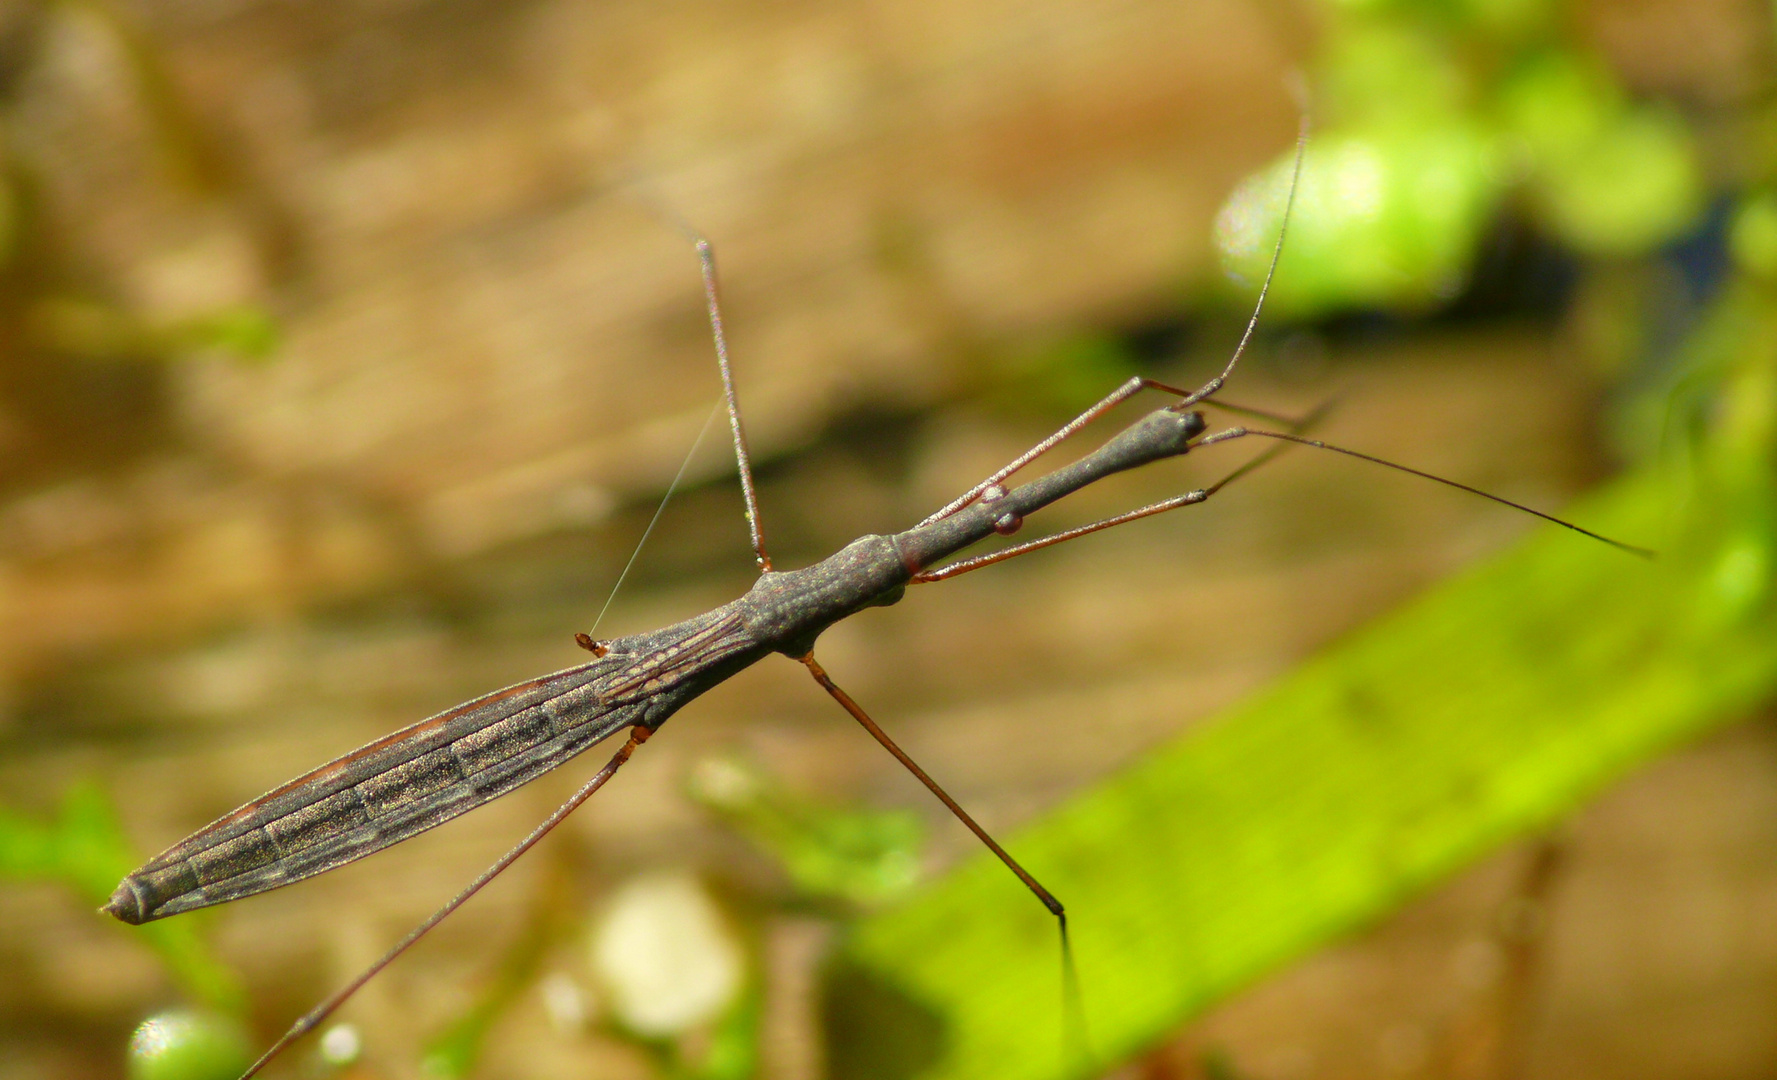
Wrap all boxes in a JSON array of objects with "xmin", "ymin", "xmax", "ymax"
[
  {"xmin": 107, "ymin": 659, "xmax": 638, "ymax": 925},
  {"xmin": 106, "ymin": 125, "xmax": 1648, "ymax": 1078},
  {"xmin": 107, "ymin": 404, "xmax": 1206, "ymax": 928},
  {"xmin": 107, "ymin": 402, "xmax": 1210, "ymax": 932},
  {"xmin": 107, "ymin": 610, "xmax": 767, "ymax": 925}
]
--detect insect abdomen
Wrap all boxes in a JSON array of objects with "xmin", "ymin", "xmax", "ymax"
[{"xmin": 106, "ymin": 670, "xmax": 633, "ymax": 923}]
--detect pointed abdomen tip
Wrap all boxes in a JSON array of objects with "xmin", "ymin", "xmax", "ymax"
[{"xmin": 103, "ymin": 880, "xmax": 147, "ymax": 924}]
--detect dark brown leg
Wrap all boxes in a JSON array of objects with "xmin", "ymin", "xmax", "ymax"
[
  {"xmin": 797, "ymin": 654, "xmax": 1089, "ymax": 1061},
  {"xmin": 797, "ymin": 653, "xmax": 1063, "ymax": 918}
]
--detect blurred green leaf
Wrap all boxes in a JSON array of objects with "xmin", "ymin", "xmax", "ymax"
[
  {"xmin": 1730, "ymin": 192, "xmax": 1777, "ymax": 278},
  {"xmin": 1451, "ymin": 0, "xmax": 1558, "ymax": 38},
  {"xmin": 1319, "ymin": 22, "xmax": 1470, "ymax": 127},
  {"xmin": 1497, "ymin": 52, "xmax": 1703, "ymax": 256},
  {"xmin": 0, "ymin": 782, "xmax": 142, "ymax": 904},
  {"xmin": 994, "ymin": 334, "xmax": 1140, "ymax": 418},
  {"xmin": 691, "ymin": 755, "xmax": 926, "ymax": 906},
  {"xmin": 423, "ymin": 1001, "xmax": 501, "ymax": 1079},
  {"xmin": 127, "ymin": 1010, "xmax": 253, "ymax": 1080},
  {"xmin": 1215, "ymin": 124, "xmax": 1505, "ymax": 317},
  {"xmin": 0, "ymin": 808, "xmax": 60, "ymax": 877},
  {"xmin": 167, "ymin": 305, "xmax": 278, "ymax": 360},
  {"xmin": 1531, "ymin": 109, "xmax": 1702, "ymax": 256},
  {"xmin": 1317, "ymin": 0, "xmax": 1557, "ymax": 36},
  {"xmin": 167, "ymin": 305, "xmax": 280, "ymax": 360},
  {"xmin": 1495, "ymin": 50, "xmax": 1620, "ymax": 157},
  {"xmin": 672, "ymin": 986, "xmax": 762, "ymax": 1080},
  {"xmin": 1216, "ymin": 29, "xmax": 1710, "ymax": 321},
  {"xmin": 28, "ymin": 296, "xmax": 280, "ymax": 363},
  {"xmin": 0, "ymin": 781, "xmax": 246, "ymax": 1015}
]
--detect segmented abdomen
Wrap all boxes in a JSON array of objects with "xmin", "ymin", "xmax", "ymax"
[{"xmin": 107, "ymin": 664, "xmax": 633, "ymax": 923}]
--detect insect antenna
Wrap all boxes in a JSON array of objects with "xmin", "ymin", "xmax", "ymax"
[
  {"xmin": 1175, "ymin": 111, "xmax": 1309, "ymax": 411},
  {"xmin": 1200, "ymin": 396, "xmax": 1340, "ymax": 493},
  {"xmin": 1195, "ymin": 426, "xmax": 1656, "ymax": 557},
  {"xmin": 582, "ymin": 396, "xmax": 725, "ymax": 643}
]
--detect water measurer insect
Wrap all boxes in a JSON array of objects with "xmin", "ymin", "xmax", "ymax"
[{"xmin": 104, "ymin": 132, "xmax": 1648, "ymax": 1077}]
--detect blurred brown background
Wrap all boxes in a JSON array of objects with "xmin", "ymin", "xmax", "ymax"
[{"xmin": 0, "ymin": 0, "xmax": 1772, "ymax": 1078}]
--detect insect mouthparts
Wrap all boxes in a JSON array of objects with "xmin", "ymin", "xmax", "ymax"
[{"xmin": 1166, "ymin": 407, "xmax": 1208, "ymax": 441}]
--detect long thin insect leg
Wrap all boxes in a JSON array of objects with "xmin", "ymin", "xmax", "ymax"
[
  {"xmin": 237, "ymin": 726, "xmax": 655, "ymax": 1080},
  {"xmin": 914, "ymin": 398, "xmax": 1339, "ymax": 583},
  {"xmin": 797, "ymin": 654, "xmax": 1061, "ymax": 916},
  {"xmin": 917, "ymin": 374, "xmax": 1194, "ymax": 528},
  {"xmin": 694, "ymin": 236, "xmax": 772, "ymax": 572},
  {"xmin": 797, "ymin": 654, "xmax": 1087, "ymax": 1058},
  {"xmin": 1200, "ymin": 396, "xmax": 1319, "ymax": 426},
  {"xmin": 916, "ymin": 367, "xmax": 1307, "ymax": 534},
  {"xmin": 915, "ymin": 489, "xmax": 1211, "ymax": 582}
]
